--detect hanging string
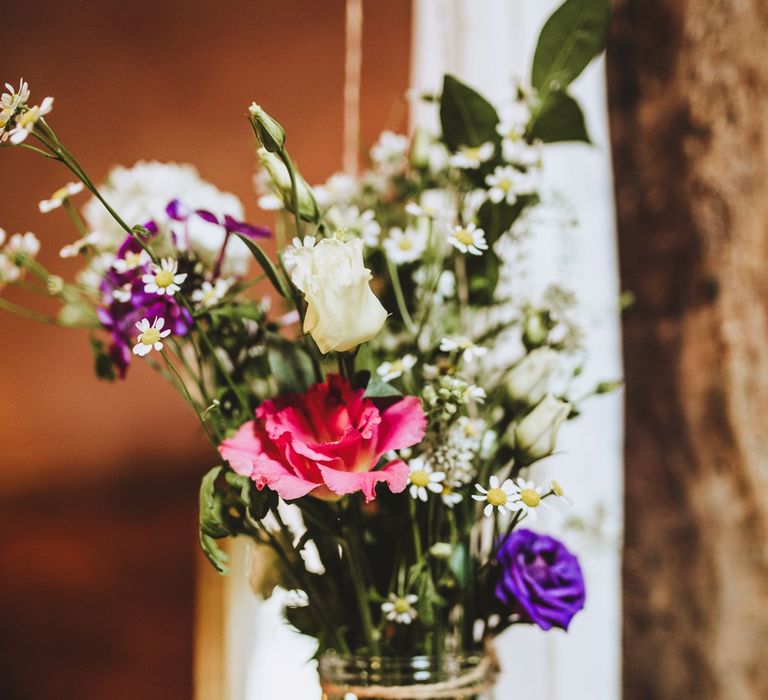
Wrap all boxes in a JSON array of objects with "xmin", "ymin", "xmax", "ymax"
[{"xmin": 343, "ymin": 0, "xmax": 363, "ymax": 176}]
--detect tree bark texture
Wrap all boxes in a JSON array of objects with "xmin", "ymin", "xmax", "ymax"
[{"xmin": 607, "ymin": 1, "xmax": 768, "ymax": 698}]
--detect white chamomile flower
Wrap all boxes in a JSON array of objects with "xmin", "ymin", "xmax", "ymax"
[
  {"xmin": 383, "ymin": 226, "xmax": 427, "ymax": 265},
  {"xmin": 404, "ymin": 189, "xmax": 456, "ymax": 222},
  {"xmin": 8, "ymin": 96, "xmax": 53, "ymax": 144},
  {"xmin": 549, "ymin": 479, "xmax": 573, "ymax": 505},
  {"xmin": 447, "ymin": 223, "xmax": 488, "ymax": 256},
  {"xmin": 132, "ymin": 317, "xmax": 171, "ymax": 356},
  {"xmin": 502, "ymin": 137, "xmax": 541, "ymax": 169},
  {"xmin": 191, "ymin": 278, "xmax": 233, "ymax": 308},
  {"xmin": 6, "ymin": 232, "xmax": 41, "ymax": 259},
  {"xmin": 282, "ymin": 235, "xmax": 316, "ymax": 274},
  {"xmin": 0, "ymin": 80, "xmax": 30, "ymax": 142},
  {"xmin": 510, "ymin": 478, "xmax": 546, "ymax": 520},
  {"xmin": 485, "ymin": 165, "xmax": 529, "ymax": 205},
  {"xmin": 112, "ymin": 283, "xmax": 133, "ymax": 303},
  {"xmin": 59, "ymin": 231, "xmax": 102, "ymax": 259},
  {"xmin": 448, "ymin": 142, "xmax": 495, "ymax": 169},
  {"xmin": 439, "ymin": 336, "xmax": 488, "ymax": 363},
  {"xmin": 440, "ymin": 482, "xmax": 464, "ymax": 508},
  {"xmin": 326, "ymin": 205, "xmax": 381, "ymax": 247},
  {"xmin": 370, "ymin": 131, "xmax": 410, "ymax": 174},
  {"xmin": 38, "ymin": 181, "xmax": 85, "ymax": 213},
  {"xmin": 142, "ymin": 258, "xmax": 187, "ymax": 296},
  {"xmin": 472, "ymin": 475, "xmax": 517, "ymax": 517},
  {"xmin": 381, "ymin": 593, "xmax": 418, "ymax": 625},
  {"xmin": 377, "ymin": 354, "xmax": 417, "ymax": 382},
  {"xmin": 111, "ymin": 248, "xmax": 150, "ymax": 271},
  {"xmin": 408, "ymin": 457, "xmax": 446, "ymax": 502}
]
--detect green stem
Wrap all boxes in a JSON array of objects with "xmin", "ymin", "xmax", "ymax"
[
  {"xmin": 409, "ymin": 496, "xmax": 423, "ymax": 561},
  {"xmin": 62, "ymin": 199, "xmax": 89, "ymax": 237},
  {"xmin": 0, "ymin": 297, "xmax": 58, "ymax": 324},
  {"xmin": 386, "ymin": 256, "xmax": 417, "ymax": 334},
  {"xmin": 160, "ymin": 349, "xmax": 215, "ymax": 444}
]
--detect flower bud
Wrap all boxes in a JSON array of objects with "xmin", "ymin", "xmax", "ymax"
[
  {"xmin": 513, "ymin": 395, "xmax": 571, "ymax": 463},
  {"xmin": 522, "ymin": 309, "xmax": 551, "ymax": 349},
  {"xmin": 249, "ymin": 103, "xmax": 286, "ymax": 153},
  {"xmin": 505, "ymin": 347, "xmax": 559, "ymax": 405},
  {"xmin": 409, "ymin": 126, "xmax": 431, "ymax": 169},
  {"xmin": 429, "ymin": 542, "xmax": 453, "ymax": 560},
  {"xmin": 258, "ymin": 148, "xmax": 318, "ymax": 221}
]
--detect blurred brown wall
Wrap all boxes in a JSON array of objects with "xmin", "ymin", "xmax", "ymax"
[{"xmin": 0, "ymin": 1, "xmax": 410, "ymax": 698}]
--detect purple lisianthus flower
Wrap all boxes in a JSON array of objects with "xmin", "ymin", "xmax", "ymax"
[
  {"xmin": 194, "ymin": 209, "xmax": 271, "ymax": 239},
  {"xmin": 495, "ymin": 528, "xmax": 585, "ymax": 631}
]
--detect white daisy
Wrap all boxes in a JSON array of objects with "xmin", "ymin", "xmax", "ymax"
[
  {"xmin": 448, "ymin": 142, "xmax": 495, "ymax": 169},
  {"xmin": 408, "ymin": 457, "xmax": 446, "ymax": 502},
  {"xmin": 404, "ymin": 189, "xmax": 456, "ymax": 221},
  {"xmin": 38, "ymin": 181, "xmax": 85, "ymax": 213},
  {"xmin": 463, "ymin": 384, "xmax": 487, "ymax": 404},
  {"xmin": 502, "ymin": 137, "xmax": 541, "ymax": 169},
  {"xmin": 8, "ymin": 96, "xmax": 53, "ymax": 144},
  {"xmin": 439, "ymin": 336, "xmax": 488, "ymax": 364},
  {"xmin": 313, "ymin": 172, "xmax": 359, "ymax": 209},
  {"xmin": 132, "ymin": 317, "xmax": 171, "ymax": 356},
  {"xmin": 510, "ymin": 477, "xmax": 546, "ymax": 520},
  {"xmin": 110, "ymin": 248, "xmax": 150, "ymax": 272},
  {"xmin": 142, "ymin": 258, "xmax": 187, "ymax": 296},
  {"xmin": 383, "ymin": 226, "xmax": 427, "ymax": 265},
  {"xmin": 440, "ymin": 482, "xmax": 464, "ymax": 508},
  {"xmin": 1, "ymin": 79, "xmax": 30, "ymax": 116},
  {"xmin": 112, "ymin": 283, "xmax": 133, "ymax": 303},
  {"xmin": 59, "ymin": 231, "xmax": 102, "ymax": 259},
  {"xmin": 326, "ymin": 205, "xmax": 381, "ymax": 247},
  {"xmin": 191, "ymin": 278, "xmax": 233, "ymax": 308},
  {"xmin": 447, "ymin": 223, "xmax": 488, "ymax": 256},
  {"xmin": 485, "ymin": 165, "xmax": 528, "ymax": 205},
  {"xmin": 472, "ymin": 475, "xmax": 518, "ymax": 517},
  {"xmin": 377, "ymin": 354, "xmax": 417, "ymax": 382},
  {"xmin": 370, "ymin": 131, "xmax": 409, "ymax": 174},
  {"xmin": 381, "ymin": 593, "xmax": 418, "ymax": 625}
]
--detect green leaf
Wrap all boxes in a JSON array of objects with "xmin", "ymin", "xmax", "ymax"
[
  {"xmin": 267, "ymin": 334, "xmax": 317, "ymax": 394},
  {"xmin": 448, "ymin": 543, "xmax": 470, "ymax": 588},
  {"xmin": 363, "ymin": 371, "xmax": 403, "ymax": 399},
  {"xmin": 234, "ymin": 233, "xmax": 290, "ymax": 298},
  {"xmin": 466, "ymin": 250, "xmax": 501, "ymax": 306},
  {"xmin": 477, "ymin": 194, "xmax": 537, "ymax": 246},
  {"xmin": 198, "ymin": 466, "xmax": 230, "ymax": 574},
  {"xmin": 90, "ymin": 337, "xmax": 116, "ymax": 382},
  {"xmin": 224, "ymin": 470, "xmax": 275, "ymax": 521},
  {"xmin": 439, "ymin": 74, "xmax": 501, "ymax": 151},
  {"xmin": 529, "ymin": 90, "xmax": 591, "ymax": 144},
  {"xmin": 531, "ymin": 0, "xmax": 609, "ymax": 93}
]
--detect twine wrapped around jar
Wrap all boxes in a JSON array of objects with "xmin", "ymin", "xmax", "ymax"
[{"xmin": 319, "ymin": 647, "xmax": 499, "ymax": 700}]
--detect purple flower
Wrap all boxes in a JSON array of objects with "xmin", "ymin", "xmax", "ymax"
[
  {"xmin": 195, "ymin": 209, "xmax": 271, "ymax": 239},
  {"xmin": 495, "ymin": 528, "xmax": 585, "ymax": 631}
]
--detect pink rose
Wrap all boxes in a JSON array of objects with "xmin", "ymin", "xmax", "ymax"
[{"xmin": 218, "ymin": 374, "xmax": 426, "ymax": 502}]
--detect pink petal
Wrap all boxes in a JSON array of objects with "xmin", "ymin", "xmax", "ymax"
[
  {"xmin": 218, "ymin": 421, "xmax": 262, "ymax": 476},
  {"xmin": 252, "ymin": 455, "xmax": 319, "ymax": 500},
  {"xmin": 318, "ymin": 459, "xmax": 409, "ymax": 503},
  {"xmin": 375, "ymin": 396, "xmax": 427, "ymax": 458}
]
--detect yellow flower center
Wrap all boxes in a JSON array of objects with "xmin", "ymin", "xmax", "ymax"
[
  {"xmin": 398, "ymin": 238, "xmax": 413, "ymax": 251},
  {"xmin": 140, "ymin": 328, "xmax": 161, "ymax": 346},
  {"xmin": 18, "ymin": 108, "xmax": 37, "ymax": 128},
  {"xmin": 155, "ymin": 270, "xmax": 175, "ymax": 287},
  {"xmin": 463, "ymin": 146, "xmax": 480, "ymax": 160},
  {"xmin": 463, "ymin": 423, "xmax": 478, "ymax": 437},
  {"xmin": 520, "ymin": 488, "xmax": 541, "ymax": 508},
  {"xmin": 551, "ymin": 480, "xmax": 564, "ymax": 497},
  {"xmin": 410, "ymin": 470, "xmax": 430, "ymax": 488},
  {"xmin": 455, "ymin": 228, "xmax": 475, "ymax": 246},
  {"xmin": 52, "ymin": 186, "xmax": 71, "ymax": 200},
  {"xmin": 486, "ymin": 487, "xmax": 507, "ymax": 507},
  {"xmin": 442, "ymin": 484, "xmax": 453, "ymax": 495},
  {"xmin": 498, "ymin": 178, "xmax": 513, "ymax": 191},
  {"xmin": 393, "ymin": 598, "xmax": 411, "ymax": 614}
]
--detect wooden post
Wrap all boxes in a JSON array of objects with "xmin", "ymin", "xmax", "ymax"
[{"xmin": 607, "ymin": 1, "xmax": 768, "ymax": 697}]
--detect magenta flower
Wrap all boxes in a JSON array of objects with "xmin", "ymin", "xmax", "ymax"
[{"xmin": 219, "ymin": 375, "xmax": 426, "ymax": 502}]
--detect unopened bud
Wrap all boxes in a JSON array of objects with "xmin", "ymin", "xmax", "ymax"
[{"xmin": 249, "ymin": 103, "xmax": 286, "ymax": 153}]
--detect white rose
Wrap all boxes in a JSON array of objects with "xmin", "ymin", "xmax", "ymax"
[
  {"xmin": 505, "ymin": 347, "xmax": 560, "ymax": 405},
  {"xmin": 289, "ymin": 237, "xmax": 387, "ymax": 354},
  {"xmin": 513, "ymin": 395, "xmax": 571, "ymax": 462}
]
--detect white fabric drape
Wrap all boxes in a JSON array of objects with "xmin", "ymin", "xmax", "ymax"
[{"xmin": 411, "ymin": 2, "xmax": 623, "ymax": 699}]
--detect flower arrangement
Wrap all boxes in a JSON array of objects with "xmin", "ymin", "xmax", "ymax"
[{"xmin": 0, "ymin": 0, "xmax": 614, "ymax": 674}]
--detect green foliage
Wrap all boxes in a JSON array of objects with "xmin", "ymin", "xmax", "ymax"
[
  {"xmin": 198, "ymin": 466, "xmax": 230, "ymax": 574},
  {"xmin": 361, "ymin": 370, "xmax": 403, "ymax": 399},
  {"xmin": 90, "ymin": 337, "xmax": 116, "ymax": 382},
  {"xmin": 234, "ymin": 232, "xmax": 290, "ymax": 298},
  {"xmin": 439, "ymin": 74, "xmax": 501, "ymax": 151},
  {"xmin": 531, "ymin": 0, "xmax": 610, "ymax": 94},
  {"xmin": 466, "ymin": 250, "xmax": 500, "ymax": 306},
  {"xmin": 267, "ymin": 333, "xmax": 317, "ymax": 394},
  {"xmin": 529, "ymin": 90, "xmax": 591, "ymax": 144}
]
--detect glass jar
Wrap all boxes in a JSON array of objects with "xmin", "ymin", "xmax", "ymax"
[{"xmin": 318, "ymin": 650, "xmax": 498, "ymax": 700}]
